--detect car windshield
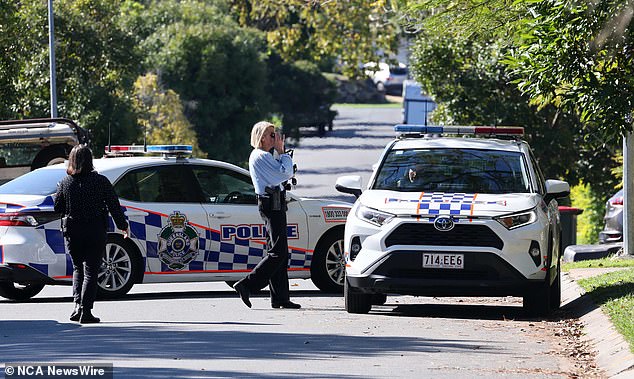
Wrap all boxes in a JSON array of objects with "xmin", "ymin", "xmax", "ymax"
[
  {"xmin": 373, "ymin": 148, "xmax": 530, "ymax": 194},
  {"xmin": 0, "ymin": 167, "xmax": 67, "ymax": 195}
]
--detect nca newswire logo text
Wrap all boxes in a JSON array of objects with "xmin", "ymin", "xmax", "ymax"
[{"xmin": 5, "ymin": 363, "xmax": 112, "ymax": 378}]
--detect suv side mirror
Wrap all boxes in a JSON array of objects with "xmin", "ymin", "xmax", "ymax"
[
  {"xmin": 335, "ymin": 175, "xmax": 363, "ymax": 198},
  {"xmin": 545, "ymin": 179, "xmax": 570, "ymax": 203}
]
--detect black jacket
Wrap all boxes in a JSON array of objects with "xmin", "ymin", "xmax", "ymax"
[{"xmin": 54, "ymin": 171, "xmax": 128, "ymax": 232}]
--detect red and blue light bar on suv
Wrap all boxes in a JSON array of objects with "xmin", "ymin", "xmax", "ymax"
[{"xmin": 394, "ymin": 125, "xmax": 524, "ymax": 137}]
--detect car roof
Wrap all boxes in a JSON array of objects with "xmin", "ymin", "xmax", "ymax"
[
  {"xmin": 39, "ymin": 156, "xmax": 249, "ymax": 179},
  {"xmin": 390, "ymin": 136, "xmax": 527, "ymax": 153}
]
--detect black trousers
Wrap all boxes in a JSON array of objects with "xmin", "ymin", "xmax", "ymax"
[
  {"xmin": 243, "ymin": 197, "xmax": 290, "ymax": 303},
  {"xmin": 66, "ymin": 222, "xmax": 106, "ymax": 310}
]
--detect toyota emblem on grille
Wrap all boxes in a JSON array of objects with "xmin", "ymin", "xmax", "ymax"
[{"xmin": 434, "ymin": 216, "xmax": 455, "ymax": 232}]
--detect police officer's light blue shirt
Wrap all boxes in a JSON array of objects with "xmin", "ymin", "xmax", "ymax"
[{"xmin": 249, "ymin": 149, "xmax": 294, "ymax": 195}]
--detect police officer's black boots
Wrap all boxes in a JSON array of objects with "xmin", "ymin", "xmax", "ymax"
[{"xmin": 79, "ymin": 307, "xmax": 101, "ymax": 324}]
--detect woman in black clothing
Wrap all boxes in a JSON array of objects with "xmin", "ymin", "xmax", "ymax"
[{"xmin": 54, "ymin": 145, "xmax": 129, "ymax": 324}]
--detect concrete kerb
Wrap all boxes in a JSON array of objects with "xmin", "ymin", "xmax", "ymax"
[{"xmin": 561, "ymin": 271, "xmax": 634, "ymax": 378}]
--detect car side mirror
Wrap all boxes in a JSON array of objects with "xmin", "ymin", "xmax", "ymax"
[
  {"xmin": 335, "ymin": 175, "xmax": 363, "ymax": 198},
  {"xmin": 544, "ymin": 179, "xmax": 570, "ymax": 203}
]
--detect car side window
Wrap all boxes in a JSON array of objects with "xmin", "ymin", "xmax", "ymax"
[
  {"xmin": 528, "ymin": 151, "xmax": 546, "ymax": 195},
  {"xmin": 115, "ymin": 165, "xmax": 203, "ymax": 203},
  {"xmin": 192, "ymin": 165, "xmax": 257, "ymax": 205}
]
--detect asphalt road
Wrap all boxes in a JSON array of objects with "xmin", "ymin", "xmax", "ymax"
[{"xmin": 0, "ymin": 106, "xmax": 600, "ymax": 378}]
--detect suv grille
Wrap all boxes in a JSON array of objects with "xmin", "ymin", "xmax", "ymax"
[{"xmin": 385, "ymin": 223, "xmax": 504, "ymax": 250}]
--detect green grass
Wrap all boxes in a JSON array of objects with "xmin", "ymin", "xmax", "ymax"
[
  {"xmin": 576, "ymin": 268, "xmax": 634, "ymax": 353},
  {"xmin": 562, "ymin": 257, "xmax": 634, "ymax": 272}
]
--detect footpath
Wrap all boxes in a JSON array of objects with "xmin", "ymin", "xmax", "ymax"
[{"xmin": 562, "ymin": 268, "xmax": 634, "ymax": 378}]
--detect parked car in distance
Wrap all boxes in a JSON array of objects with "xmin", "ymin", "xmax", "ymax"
[
  {"xmin": 0, "ymin": 145, "xmax": 351, "ymax": 300},
  {"xmin": 0, "ymin": 118, "xmax": 89, "ymax": 185},
  {"xmin": 364, "ymin": 62, "xmax": 408, "ymax": 95},
  {"xmin": 599, "ymin": 189, "xmax": 623, "ymax": 244}
]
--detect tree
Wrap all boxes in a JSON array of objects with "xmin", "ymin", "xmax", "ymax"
[
  {"xmin": 0, "ymin": 0, "xmax": 140, "ymax": 152},
  {"xmin": 127, "ymin": 0, "xmax": 270, "ymax": 164},
  {"xmin": 132, "ymin": 73, "xmax": 205, "ymax": 157},
  {"xmin": 506, "ymin": 0, "xmax": 634, "ymax": 141},
  {"xmin": 229, "ymin": 0, "xmax": 402, "ymax": 77}
]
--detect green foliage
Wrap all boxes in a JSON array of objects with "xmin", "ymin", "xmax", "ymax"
[
  {"xmin": 403, "ymin": 4, "xmax": 622, "ymax": 202},
  {"xmin": 0, "ymin": 0, "xmax": 141, "ymax": 152},
  {"xmin": 507, "ymin": 0, "xmax": 634, "ymax": 140},
  {"xmin": 133, "ymin": 0, "xmax": 269, "ymax": 164},
  {"xmin": 229, "ymin": 0, "xmax": 401, "ymax": 78},
  {"xmin": 570, "ymin": 182, "xmax": 605, "ymax": 244},
  {"xmin": 563, "ymin": 257, "xmax": 634, "ymax": 271},
  {"xmin": 266, "ymin": 56, "xmax": 337, "ymax": 140},
  {"xmin": 132, "ymin": 73, "xmax": 205, "ymax": 157}
]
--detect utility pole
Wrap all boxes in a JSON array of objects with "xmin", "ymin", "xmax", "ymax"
[
  {"xmin": 624, "ymin": 133, "xmax": 633, "ymax": 255},
  {"xmin": 48, "ymin": 0, "xmax": 58, "ymax": 118}
]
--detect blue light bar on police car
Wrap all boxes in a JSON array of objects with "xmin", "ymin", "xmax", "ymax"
[
  {"xmin": 394, "ymin": 124, "xmax": 524, "ymax": 136},
  {"xmin": 104, "ymin": 144, "xmax": 193, "ymax": 156},
  {"xmin": 146, "ymin": 145, "xmax": 193, "ymax": 154}
]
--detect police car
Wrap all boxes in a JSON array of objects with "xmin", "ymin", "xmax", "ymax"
[
  {"xmin": 335, "ymin": 125, "xmax": 570, "ymax": 316},
  {"xmin": 0, "ymin": 145, "xmax": 350, "ymax": 300}
]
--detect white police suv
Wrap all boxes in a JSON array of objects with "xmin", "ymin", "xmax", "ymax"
[
  {"xmin": 0, "ymin": 145, "xmax": 350, "ymax": 300},
  {"xmin": 336, "ymin": 125, "xmax": 570, "ymax": 316}
]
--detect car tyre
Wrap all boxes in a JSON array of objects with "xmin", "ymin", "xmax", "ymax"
[
  {"xmin": 344, "ymin": 278, "xmax": 372, "ymax": 314},
  {"xmin": 0, "ymin": 282, "xmax": 45, "ymax": 301},
  {"xmin": 97, "ymin": 235, "xmax": 142, "ymax": 299},
  {"xmin": 310, "ymin": 229, "xmax": 345, "ymax": 293},
  {"xmin": 30, "ymin": 144, "xmax": 70, "ymax": 170}
]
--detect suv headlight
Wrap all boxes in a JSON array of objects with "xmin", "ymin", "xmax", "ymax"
[
  {"xmin": 495, "ymin": 208, "xmax": 537, "ymax": 230},
  {"xmin": 356, "ymin": 205, "xmax": 395, "ymax": 227}
]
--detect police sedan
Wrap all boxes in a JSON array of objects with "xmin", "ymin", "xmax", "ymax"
[
  {"xmin": 336, "ymin": 125, "xmax": 570, "ymax": 316},
  {"xmin": 0, "ymin": 145, "xmax": 350, "ymax": 300}
]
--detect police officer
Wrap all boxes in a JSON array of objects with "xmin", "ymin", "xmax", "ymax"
[
  {"xmin": 233, "ymin": 121, "xmax": 300, "ymax": 309},
  {"xmin": 54, "ymin": 145, "xmax": 129, "ymax": 323}
]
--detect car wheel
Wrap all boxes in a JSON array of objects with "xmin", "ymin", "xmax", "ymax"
[
  {"xmin": 0, "ymin": 282, "xmax": 45, "ymax": 301},
  {"xmin": 310, "ymin": 230, "xmax": 345, "ymax": 293},
  {"xmin": 30, "ymin": 144, "xmax": 70, "ymax": 170},
  {"xmin": 344, "ymin": 278, "xmax": 372, "ymax": 314},
  {"xmin": 376, "ymin": 82, "xmax": 386, "ymax": 92},
  {"xmin": 97, "ymin": 236, "xmax": 142, "ymax": 299}
]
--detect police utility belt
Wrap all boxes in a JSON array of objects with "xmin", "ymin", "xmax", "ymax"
[{"xmin": 258, "ymin": 186, "xmax": 285, "ymax": 211}]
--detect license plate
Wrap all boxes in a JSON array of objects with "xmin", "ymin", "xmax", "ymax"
[{"xmin": 422, "ymin": 253, "xmax": 464, "ymax": 269}]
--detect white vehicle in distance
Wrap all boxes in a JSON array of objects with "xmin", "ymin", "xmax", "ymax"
[
  {"xmin": 0, "ymin": 145, "xmax": 350, "ymax": 300},
  {"xmin": 336, "ymin": 125, "xmax": 570, "ymax": 316},
  {"xmin": 364, "ymin": 62, "xmax": 408, "ymax": 95},
  {"xmin": 0, "ymin": 118, "xmax": 89, "ymax": 185}
]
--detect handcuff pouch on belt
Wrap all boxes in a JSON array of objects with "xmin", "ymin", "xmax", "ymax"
[{"xmin": 264, "ymin": 186, "xmax": 282, "ymax": 211}]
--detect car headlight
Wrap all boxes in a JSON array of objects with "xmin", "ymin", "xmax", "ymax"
[
  {"xmin": 356, "ymin": 205, "xmax": 395, "ymax": 227},
  {"xmin": 495, "ymin": 209, "xmax": 537, "ymax": 230}
]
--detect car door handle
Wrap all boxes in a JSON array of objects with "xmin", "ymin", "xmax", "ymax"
[
  {"xmin": 209, "ymin": 212, "xmax": 230, "ymax": 219},
  {"xmin": 125, "ymin": 211, "xmax": 149, "ymax": 217}
]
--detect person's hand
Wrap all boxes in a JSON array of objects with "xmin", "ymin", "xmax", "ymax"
[
  {"xmin": 274, "ymin": 132, "xmax": 285, "ymax": 154},
  {"xmin": 122, "ymin": 229, "xmax": 129, "ymax": 239}
]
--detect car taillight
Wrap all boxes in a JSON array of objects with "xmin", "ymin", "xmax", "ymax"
[
  {"xmin": 0, "ymin": 212, "xmax": 59, "ymax": 227},
  {"xmin": 610, "ymin": 196, "xmax": 623, "ymax": 206}
]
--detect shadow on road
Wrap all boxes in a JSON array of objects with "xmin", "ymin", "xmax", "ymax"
[{"xmin": 0, "ymin": 319, "xmax": 500, "ymax": 378}]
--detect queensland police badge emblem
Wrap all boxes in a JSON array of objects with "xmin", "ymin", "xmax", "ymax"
[{"xmin": 158, "ymin": 212, "xmax": 199, "ymax": 270}]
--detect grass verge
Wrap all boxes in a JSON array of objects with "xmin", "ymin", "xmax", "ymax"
[
  {"xmin": 565, "ymin": 258, "xmax": 634, "ymax": 353},
  {"xmin": 562, "ymin": 257, "xmax": 634, "ymax": 271}
]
